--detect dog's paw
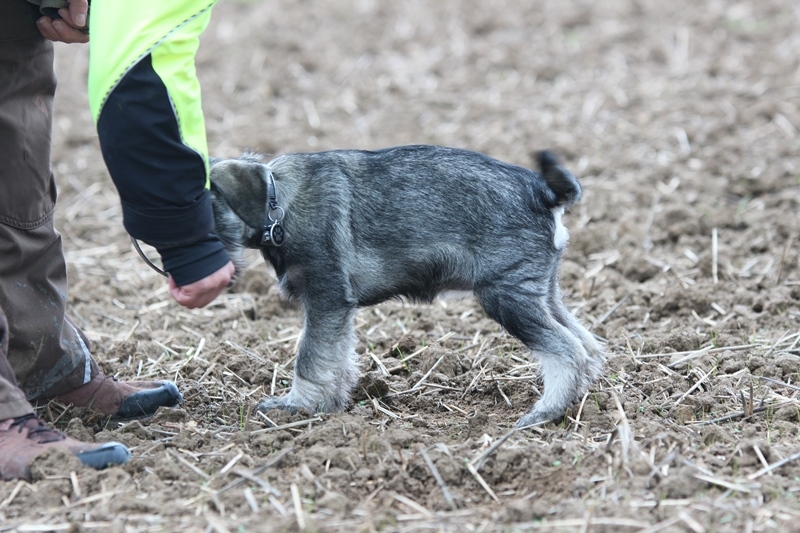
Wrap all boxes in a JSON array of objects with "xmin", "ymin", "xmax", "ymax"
[
  {"xmin": 515, "ymin": 408, "xmax": 563, "ymax": 429},
  {"xmin": 256, "ymin": 396, "xmax": 301, "ymax": 415}
]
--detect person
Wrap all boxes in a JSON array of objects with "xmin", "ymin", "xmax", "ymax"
[{"xmin": 0, "ymin": 0, "xmax": 235, "ymax": 480}]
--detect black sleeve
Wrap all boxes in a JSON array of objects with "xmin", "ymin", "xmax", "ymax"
[{"xmin": 96, "ymin": 53, "xmax": 229, "ymax": 285}]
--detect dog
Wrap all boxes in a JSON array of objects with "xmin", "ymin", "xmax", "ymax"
[{"xmin": 209, "ymin": 145, "xmax": 603, "ymax": 427}]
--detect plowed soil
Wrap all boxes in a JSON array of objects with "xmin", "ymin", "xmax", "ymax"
[{"xmin": 2, "ymin": 1, "xmax": 800, "ymax": 532}]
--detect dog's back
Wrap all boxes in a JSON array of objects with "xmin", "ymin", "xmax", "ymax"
[{"xmin": 270, "ymin": 145, "xmax": 574, "ymax": 218}]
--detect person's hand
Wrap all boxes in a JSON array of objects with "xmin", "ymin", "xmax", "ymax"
[
  {"xmin": 169, "ymin": 261, "xmax": 235, "ymax": 309},
  {"xmin": 36, "ymin": 0, "xmax": 89, "ymax": 44}
]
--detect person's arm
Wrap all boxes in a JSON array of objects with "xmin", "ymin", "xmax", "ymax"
[{"xmin": 87, "ymin": 1, "xmax": 232, "ymax": 307}]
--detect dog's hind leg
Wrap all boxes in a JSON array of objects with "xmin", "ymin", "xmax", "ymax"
[
  {"xmin": 547, "ymin": 271, "xmax": 604, "ymax": 371},
  {"xmin": 258, "ymin": 291, "xmax": 360, "ymax": 415},
  {"xmin": 475, "ymin": 279, "xmax": 598, "ymax": 428}
]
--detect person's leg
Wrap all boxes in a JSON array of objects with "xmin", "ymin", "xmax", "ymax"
[
  {"xmin": 0, "ymin": 307, "xmax": 34, "ymax": 422},
  {"xmin": 0, "ymin": 20, "xmax": 95, "ymax": 399},
  {"xmin": 0, "ymin": 5, "xmax": 180, "ymax": 417},
  {"xmin": 0, "ymin": 303, "xmax": 130, "ymax": 481}
]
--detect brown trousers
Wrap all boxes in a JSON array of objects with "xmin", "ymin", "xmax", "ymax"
[{"xmin": 0, "ymin": 1, "xmax": 99, "ymax": 421}]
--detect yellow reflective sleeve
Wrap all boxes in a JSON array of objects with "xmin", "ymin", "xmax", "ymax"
[{"xmin": 87, "ymin": 0, "xmax": 217, "ymax": 180}]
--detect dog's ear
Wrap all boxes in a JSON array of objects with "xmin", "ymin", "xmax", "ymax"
[{"xmin": 209, "ymin": 159, "xmax": 269, "ymax": 229}]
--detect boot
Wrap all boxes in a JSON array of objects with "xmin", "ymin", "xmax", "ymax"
[
  {"xmin": 0, "ymin": 413, "xmax": 130, "ymax": 480},
  {"xmin": 38, "ymin": 372, "xmax": 182, "ymax": 419}
]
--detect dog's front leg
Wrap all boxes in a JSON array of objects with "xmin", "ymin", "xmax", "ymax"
[{"xmin": 258, "ymin": 299, "xmax": 359, "ymax": 415}]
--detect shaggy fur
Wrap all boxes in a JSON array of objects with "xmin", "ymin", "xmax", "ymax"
[{"xmin": 209, "ymin": 145, "xmax": 603, "ymax": 427}]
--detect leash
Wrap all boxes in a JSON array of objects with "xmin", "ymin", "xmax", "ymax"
[
  {"xmin": 131, "ymin": 237, "xmax": 234, "ymax": 288},
  {"xmin": 130, "ymin": 237, "xmax": 168, "ymax": 278}
]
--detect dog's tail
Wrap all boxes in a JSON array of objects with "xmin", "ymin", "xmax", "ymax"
[{"xmin": 537, "ymin": 150, "xmax": 582, "ymax": 209}]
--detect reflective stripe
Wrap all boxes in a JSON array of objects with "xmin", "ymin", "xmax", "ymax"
[
  {"xmin": 24, "ymin": 325, "xmax": 94, "ymax": 400},
  {"xmin": 72, "ymin": 323, "xmax": 93, "ymax": 385}
]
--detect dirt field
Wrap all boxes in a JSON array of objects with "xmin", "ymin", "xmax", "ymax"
[{"xmin": 3, "ymin": 0, "xmax": 800, "ymax": 531}]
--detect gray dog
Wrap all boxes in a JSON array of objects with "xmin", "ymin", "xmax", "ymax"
[{"xmin": 209, "ymin": 145, "xmax": 603, "ymax": 427}]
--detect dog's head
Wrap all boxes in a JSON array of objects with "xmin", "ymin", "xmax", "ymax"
[{"xmin": 209, "ymin": 154, "xmax": 270, "ymax": 268}]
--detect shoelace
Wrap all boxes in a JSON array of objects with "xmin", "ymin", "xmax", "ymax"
[{"xmin": 10, "ymin": 414, "xmax": 66, "ymax": 445}]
